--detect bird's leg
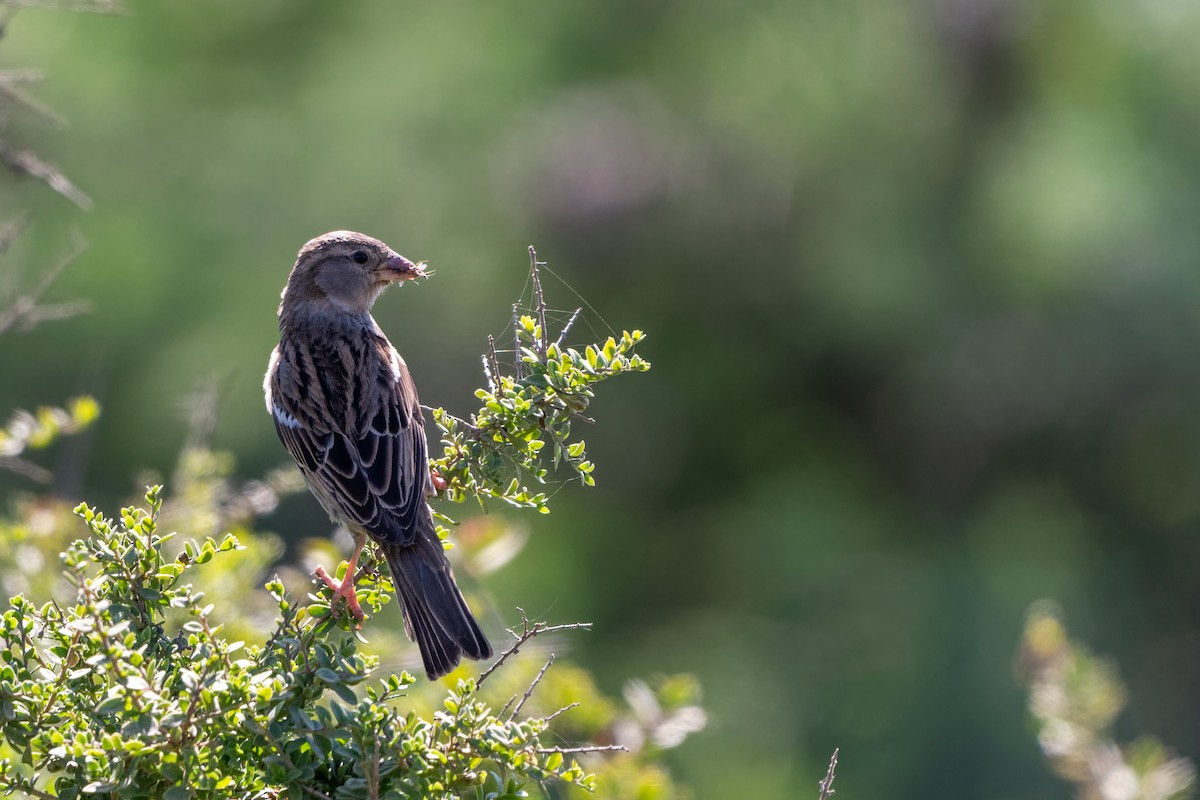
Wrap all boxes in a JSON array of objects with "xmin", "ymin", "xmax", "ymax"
[
  {"xmin": 314, "ymin": 538, "xmax": 365, "ymax": 626},
  {"xmin": 430, "ymin": 468, "xmax": 448, "ymax": 493}
]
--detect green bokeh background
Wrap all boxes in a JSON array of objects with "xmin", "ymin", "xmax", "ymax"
[{"xmin": 5, "ymin": 2, "xmax": 1200, "ymax": 797}]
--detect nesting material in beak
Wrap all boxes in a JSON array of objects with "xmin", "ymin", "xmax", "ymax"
[{"xmin": 381, "ymin": 253, "xmax": 427, "ymax": 281}]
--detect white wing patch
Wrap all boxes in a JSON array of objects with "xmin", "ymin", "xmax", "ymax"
[
  {"xmin": 271, "ymin": 403, "xmax": 302, "ymax": 429},
  {"xmin": 388, "ymin": 347, "xmax": 405, "ymax": 383},
  {"xmin": 264, "ymin": 347, "xmax": 302, "ymax": 428}
]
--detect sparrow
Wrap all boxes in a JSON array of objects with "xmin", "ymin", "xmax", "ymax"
[{"xmin": 264, "ymin": 230, "xmax": 492, "ymax": 679}]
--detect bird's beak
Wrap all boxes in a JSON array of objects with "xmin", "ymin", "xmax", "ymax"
[{"xmin": 381, "ymin": 253, "xmax": 428, "ymax": 282}]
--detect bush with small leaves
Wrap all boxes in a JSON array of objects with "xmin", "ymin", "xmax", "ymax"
[
  {"xmin": 0, "ymin": 256, "xmax": 701, "ymax": 798},
  {"xmin": 431, "ymin": 250, "xmax": 650, "ymax": 514},
  {"xmin": 0, "ymin": 488, "xmax": 620, "ymax": 798}
]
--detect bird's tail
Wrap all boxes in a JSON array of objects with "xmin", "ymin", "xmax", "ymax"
[{"xmin": 382, "ymin": 535, "xmax": 492, "ymax": 680}]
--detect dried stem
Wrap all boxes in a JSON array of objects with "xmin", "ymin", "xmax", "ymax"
[
  {"xmin": 528, "ymin": 245, "xmax": 548, "ymax": 360},
  {"xmin": 3, "ymin": 0, "xmax": 124, "ymax": 9},
  {"xmin": 0, "ymin": 74, "xmax": 65, "ymax": 126},
  {"xmin": 511, "ymin": 302, "xmax": 523, "ymax": 379},
  {"xmin": 554, "ymin": 307, "xmax": 582, "ymax": 349},
  {"xmin": 544, "ymin": 702, "xmax": 579, "ymax": 722},
  {"xmin": 510, "ymin": 653, "xmax": 554, "ymax": 720},
  {"xmin": 476, "ymin": 608, "xmax": 592, "ymax": 688},
  {"xmin": 485, "ymin": 333, "xmax": 501, "ymax": 392},
  {"xmin": 0, "ymin": 229, "xmax": 90, "ymax": 335},
  {"xmin": 535, "ymin": 745, "xmax": 628, "ymax": 755},
  {"xmin": 0, "ymin": 216, "xmax": 28, "ymax": 256},
  {"xmin": 0, "ymin": 455, "xmax": 51, "ymax": 482},
  {"xmin": 0, "ymin": 144, "xmax": 92, "ymax": 209},
  {"xmin": 818, "ymin": 747, "xmax": 839, "ymax": 800}
]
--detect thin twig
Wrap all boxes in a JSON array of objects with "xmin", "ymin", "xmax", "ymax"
[
  {"xmin": 0, "ymin": 143, "xmax": 92, "ymax": 209},
  {"xmin": 510, "ymin": 654, "xmax": 554, "ymax": 720},
  {"xmin": 475, "ymin": 608, "xmax": 592, "ymax": 688},
  {"xmin": 0, "ymin": 215, "xmax": 29, "ymax": 257},
  {"xmin": 511, "ymin": 302, "xmax": 523, "ymax": 379},
  {"xmin": 535, "ymin": 745, "xmax": 628, "ymax": 755},
  {"xmin": 0, "ymin": 779, "xmax": 55, "ymax": 800},
  {"xmin": 553, "ymin": 307, "xmax": 582, "ymax": 349},
  {"xmin": 818, "ymin": 747, "xmax": 839, "ymax": 800},
  {"xmin": 0, "ymin": 71, "xmax": 65, "ymax": 126},
  {"xmin": 544, "ymin": 702, "xmax": 579, "ymax": 722},
  {"xmin": 0, "ymin": 68, "xmax": 45, "ymax": 84},
  {"xmin": 0, "ymin": 455, "xmax": 51, "ymax": 481},
  {"xmin": 528, "ymin": 246, "xmax": 549, "ymax": 359},
  {"xmin": 4, "ymin": 0, "xmax": 124, "ymax": 9},
  {"xmin": 486, "ymin": 333, "xmax": 501, "ymax": 391},
  {"xmin": 177, "ymin": 659, "xmax": 213, "ymax": 747},
  {"xmin": 0, "ymin": 230, "xmax": 90, "ymax": 335}
]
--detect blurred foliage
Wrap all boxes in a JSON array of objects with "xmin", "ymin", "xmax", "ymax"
[
  {"xmin": 0, "ymin": 394, "xmax": 97, "ymax": 482},
  {"xmin": 0, "ymin": 12, "xmax": 91, "ymax": 212},
  {"xmin": 3, "ymin": 1, "xmax": 1200, "ymax": 798},
  {"xmin": 0, "ymin": 219, "xmax": 96, "ymax": 485},
  {"xmin": 1019, "ymin": 603, "xmax": 1195, "ymax": 800}
]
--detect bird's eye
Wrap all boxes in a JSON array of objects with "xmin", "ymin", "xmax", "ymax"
[{"xmin": 351, "ymin": 250, "xmax": 369, "ymax": 265}]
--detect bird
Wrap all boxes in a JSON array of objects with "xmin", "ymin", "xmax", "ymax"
[{"xmin": 264, "ymin": 230, "xmax": 492, "ymax": 679}]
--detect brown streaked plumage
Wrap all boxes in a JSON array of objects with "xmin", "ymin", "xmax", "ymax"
[{"xmin": 264, "ymin": 230, "xmax": 491, "ymax": 679}]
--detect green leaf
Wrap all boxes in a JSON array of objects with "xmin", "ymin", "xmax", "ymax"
[
  {"xmin": 330, "ymin": 682, "xmax": 357, "ymax": 705},
  {"xmin": 82, "ymin": 783, "xmax": 118, "ymax": 794}
]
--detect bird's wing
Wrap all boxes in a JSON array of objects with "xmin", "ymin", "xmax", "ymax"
[{"xmin": 268, "ymin": 337, "xmax": 429, "ymax": 547}]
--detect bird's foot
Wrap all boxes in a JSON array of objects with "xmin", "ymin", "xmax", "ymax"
[
  {"xmin": 430, "ymin": 469, "xmax": 448, "ymax": 493},
  {"xmin": 314, "ymin": 564, "xmax": 365, "ymax": 627}
]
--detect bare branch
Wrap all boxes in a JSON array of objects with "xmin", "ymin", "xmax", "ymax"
[
  {"xmin": 0, "ymin": 455, "xmax": 51, "ymax": 481},
  {"xmin": 510, "ymin": 302, "xmax": 523, "ymax": 378},
  {"xmin": 510, "ymin": 653, "xmax": 554, "ymax": 720},
  {"xmin": 553, "ymin": 307, "xmax": 582, "ymax": 349},
  {"xmin": 0, "ymin": 231, "xmax": 90, "ymax": 335},
  {"xmin": 3, "ymin": 0, "xmax": 124, "ymax": 11},
  {"xmin": 818, "ymin": 747, "xmax": 839, "ymax": 800},
  {"xmin": 485, "ymin": 333, "xmax": 501, "ymax": 392},
  {"xmin": 0, "ymin": 216, "xmax": 29, "ymax": 256},
  {"xmin": 0, "ymin": 69, "xmax": 66, "ymax": 125},
  {"xmin": 0, "ymin": 144, "xmax": 92, "ymax": 209},
  {"xmin": 0, "ymin": 68, "xmax": 45, "ymax": 84},
  {"xmin": 535, "ymin": 745, "xmax": 628, "ymax": 755},
  {"xmin": 2, "ymin": 300, "xmax": 90, "ymax": 332},
  {"xmin": 528, "ymin": 245, "xmax": 548, "ymax": 359},
  {"xmin": 544, "ymin": 702, "xmax": 579, "ymax": 722},
  {"xmin": 476, "ymin": 608, "xmax": 592, "ymax": 688}
]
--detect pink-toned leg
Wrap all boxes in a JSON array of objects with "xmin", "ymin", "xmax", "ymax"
[
  {"xmin": 314, "ymin": 542, "xmax": 365, "ymax": 625},
  {"xmin": 430, "ymin": 469, "xmax": 448, "ymax": 493}
]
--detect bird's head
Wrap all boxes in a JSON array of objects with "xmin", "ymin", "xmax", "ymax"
[{"xmin": 279, "ymin": 230, "xmax": 427, "ymax": 321}]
